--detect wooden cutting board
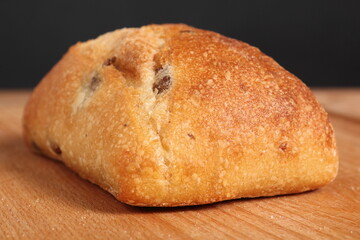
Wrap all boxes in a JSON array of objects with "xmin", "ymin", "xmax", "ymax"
[{"xmin": 0, "ymin": 89, "xmax": 359, "ymax": 239}]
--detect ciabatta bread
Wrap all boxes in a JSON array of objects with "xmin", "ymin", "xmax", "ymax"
[{"xmin": 23, "ymin": 24, "xmax": 338, "ymax": 206}]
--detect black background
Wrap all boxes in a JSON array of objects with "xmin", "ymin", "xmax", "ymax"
[{"xmin": 1, "ymin": 0, "xmax": 359, "ymax": 88}]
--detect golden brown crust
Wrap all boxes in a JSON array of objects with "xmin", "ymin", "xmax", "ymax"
[{"xmin": 23, "ymin": 24, "xmax": 338, "ymax": 206}]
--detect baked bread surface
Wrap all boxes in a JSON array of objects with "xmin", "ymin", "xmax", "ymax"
[{"xmin": 23, "ymin": 24, "xmax": 338, "ymax": 206}]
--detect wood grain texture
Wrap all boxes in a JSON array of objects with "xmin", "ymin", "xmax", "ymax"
[{"xmin": 0, "ymin": 89, "xmax": 359, "ymax": 240}]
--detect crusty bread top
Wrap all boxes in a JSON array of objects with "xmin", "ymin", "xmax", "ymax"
[{"xmin": 23, "ymin": 24, "xmax": 338, "ymax": 206}]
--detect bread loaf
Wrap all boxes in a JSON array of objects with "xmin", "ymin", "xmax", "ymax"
[{"xmin": 23, "ymin": 24, "xmax": 338, "ymax": 206}]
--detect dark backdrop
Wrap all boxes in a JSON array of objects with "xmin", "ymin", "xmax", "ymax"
[{"xmin": 1, "ymin": 0, "xmax": 359, "ymax": 88}]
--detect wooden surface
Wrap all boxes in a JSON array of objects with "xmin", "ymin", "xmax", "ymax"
[{"xmin": 0, "ymin": 89, "xmax": 359, "ymax": 240}]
